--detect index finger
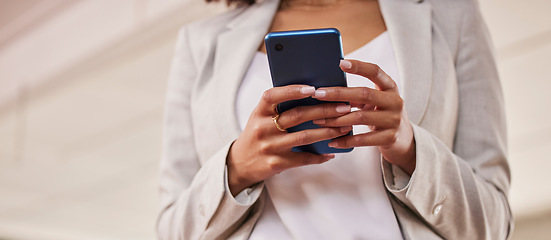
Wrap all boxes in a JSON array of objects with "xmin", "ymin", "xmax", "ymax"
[
  {"xmin": 257, "ymin": 85, "xmax": 316, "ymax": 116},
  {"xmin": 340, "ymin": 59, "xmax": 398, "ymax": 92},
  {"xmin": 313, "ymin": 87, "xmax": 402, "ymax": 110}
]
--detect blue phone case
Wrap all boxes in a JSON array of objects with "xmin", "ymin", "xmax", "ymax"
[{"xmin": 265, "ymin": 28, "xmax": 354, "ymax": 154}]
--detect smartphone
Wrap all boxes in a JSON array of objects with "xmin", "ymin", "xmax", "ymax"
[{"xmin": 264, "ymin": 28, "xmax": 353, "ymax": 154}]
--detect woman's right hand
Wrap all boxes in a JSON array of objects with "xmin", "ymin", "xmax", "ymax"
[{"xmin": 227, "ymin": 85, "xmax": 352, "ymax": 196}]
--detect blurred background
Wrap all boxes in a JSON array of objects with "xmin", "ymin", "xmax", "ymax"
[{"xmin": 0, "ymin": 0, "xmax": 549, "ymax": 239}]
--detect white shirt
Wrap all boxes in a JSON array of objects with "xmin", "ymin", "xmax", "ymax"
[{"xmin": 235, "ymin": 31, "xmax": 403, "ymax": 240}]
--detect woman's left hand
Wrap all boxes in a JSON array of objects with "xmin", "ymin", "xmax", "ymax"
[{"xmin": 313, "ymin": 59, "xmax": 416, "ymax": 175}]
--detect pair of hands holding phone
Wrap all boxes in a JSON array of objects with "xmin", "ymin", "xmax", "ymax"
[{"xmin": 227, "ymin": 60, "xmax": 416, "ymax": 196}]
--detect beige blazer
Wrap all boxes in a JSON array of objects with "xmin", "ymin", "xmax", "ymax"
[{"xmin": 157, "ymin": 0, "xmax": 513, "ymax": 239}]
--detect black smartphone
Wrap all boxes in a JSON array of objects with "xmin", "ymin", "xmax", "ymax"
[{"xmin": 264, "ymin": 28, "xmax": 353, "ymax": 154}]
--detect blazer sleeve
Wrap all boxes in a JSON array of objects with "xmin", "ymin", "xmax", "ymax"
[
  {"xmin": 156, "ymin": 26, "xmax": 263, "ymax": 240},
  {"xmin": 381, "ymin": 1, "xmax": 513, "ymax": 239}
]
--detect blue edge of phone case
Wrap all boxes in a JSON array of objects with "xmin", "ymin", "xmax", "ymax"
[{"xmin": 265, "ymin": 28, "xmax": 354, "ymax": 154}]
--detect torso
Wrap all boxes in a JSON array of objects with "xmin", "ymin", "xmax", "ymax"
[
  {"xmin": 240, "ymin": 29, "xmax": 404, "ymax": 240},
  {"xmin": 259, "ymin": 0, "xmax": 386, "ymax": 55}
]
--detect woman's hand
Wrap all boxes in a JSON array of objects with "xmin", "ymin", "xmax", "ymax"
[
  {"xmin": 227, "ymin": 85, "xmax": 352, "ymax": 196},
  {"xmin": 313, "ymin": 60, "xmax": 416, "ymax": 175}
]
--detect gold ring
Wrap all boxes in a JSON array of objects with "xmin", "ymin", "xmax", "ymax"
[{"xmin": 272, "ymin": 114, "xmax": 286, "ymax": 132}]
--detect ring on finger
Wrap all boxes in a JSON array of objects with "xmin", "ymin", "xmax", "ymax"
[{"xmin": 272, "ymin": 114, "xmax": 286, "ymax": 132}]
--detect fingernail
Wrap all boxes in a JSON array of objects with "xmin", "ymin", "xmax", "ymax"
[
  {"xmin": 301, "ymin": 86, "xmax": 315, "ymax": 95},
  {"xmin": 340, "ymin": 59, "xmax": 352, "ymax": 70},
  {"xmin": 336, "ymin": 105, "xmax": 351, "ymax": 113},
  {"xmin": 314, "ymin": 89, "xmax": 326, "ymax": 98},
  {"xmin": 313, "ymin": 119, "xmax": 325, "ymax": 125},
  {"xmin": 328, "ymin": 142, "xmax": 338, "ymax": 148},
  {"xmin": 340, "ymin": 126, "xmax": 352, "ymax": 133}
]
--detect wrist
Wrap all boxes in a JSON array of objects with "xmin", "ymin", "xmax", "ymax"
[
  {"xmin": 228, "ymin": 169, "xmax": 249, "ymax": 196},
  {"xmin": 396, "ymin": 157, "xmax": 416, "ymax": 176},
  {"xmin": 394, "ymin": 139, "xmax": 416, "ymax": 176},
  {"xmin": 227, "ymin": 145, "xmax": 253, "ymax": 196},
  {"xmin": 382, "ymin": 136, "xmax": 416, "ymax": 176}
]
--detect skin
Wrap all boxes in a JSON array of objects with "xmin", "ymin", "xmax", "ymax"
[
  {"xmin": 228, "ymin": 0, "xmax": 416, "ymax": 196},
  {"xmin": 259, "ymin": 0, "xmax": 386, "ymax": 55}
]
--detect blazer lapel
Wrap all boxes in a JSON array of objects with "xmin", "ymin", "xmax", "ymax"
[
  {"xmin": 208, "ymin": 0, "xmax": 432, "ymax": 142},
  {"xmin": 379, "ymin": 0, "xmax": 432, "ymax": 125},
  {"xmin": 211, "ymin": 0, "xmax": 279, "ymax": 139}
]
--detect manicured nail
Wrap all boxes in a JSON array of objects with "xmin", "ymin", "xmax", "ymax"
[
  {"xmin": 313, "ymin": 119, "xmax": 325, "ymax": 125},
  {"xmin": 301, "ymin": 86, "xmax": 315, "ymax": 95},
  {"xmin": 314, "ymin": 89, "xmax": 326, "ymax": 98},
  {"xmin": 340, "ymin": 59, "xmax": 352, "ymax": 70},
  {"xmin": 328, "ymin": 142, "xmax": 338, "ymax": 148},
  {"xmin": 324, "ymin": 154, "xmax": 335, "ymax": 160},
  {"xmin": 336, "ymin": 105, "xmax": 351, "ymax": 113},
  {"xmin": 340, "ymin": 126, "xmax": 352, "ymax": 133}
]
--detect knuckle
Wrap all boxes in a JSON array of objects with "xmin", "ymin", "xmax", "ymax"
[
  {"xmin": 288, "ymin": 107, "xmax": 304, "ymax": 123},
  {"xmin": 384, "ymin": 131, "xmax": 398, "ymax": 145},
  {"xmin": 323, "ymin": 104, "xmax": 330, "ymax": 117},
  {"xmin": 258, "ymin": 142, "xmax": 272, "ymax": 154},
  {"xmin": 375, "ymin": 66, "xmax": 384, "ymax": 78},
  {"xmin": 286, "ymin": 86, "xmax": 297, "ymax": 97},
  {"xmin": 332, "ymin": 88, "xmax": 341, "ymax": 99},
  {"xmin": 356, "ymin": 111, "xmax": 368, "ymax": 124},
  {"xmin": 360, "ymin": 88, "xmax": 372, "ymax": 102},
  {"xmin": 390, "ymin": 115, "xmax": 401, "ymax": 128},
  {"xmin": 261, "ymin": 89, "xmax": 274, "ymax": 103},
  {"xmin": 340, "ymin": 138, "xmax": 352, "ymax": 149},
  {"xmin": 353, "ymin": 136, "xmax": 362, "ymax": 147},
  {"xmin": 266, "ymin": 157, "xmax": 283, "ymax": 172},
  {"xmin": 296, "ymin": 131, "xmax": 309, "ymax": 145},
  {"xmin": 396, "ymin": 98, "xmax": 404, "ymax": 110},
  {"xmin": 251, "ymin": 123, "xmax": 265, "ymax": 139},
  {"xmin": 324, "ymin": 127, "xmax": 338, "ymax": 137},
  {"xmin": 341, "ymin": 139, "xmax": 352, "ymax": 149}
]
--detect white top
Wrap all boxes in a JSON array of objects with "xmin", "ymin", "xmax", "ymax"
[{"xmin": 235, "ymin": 31, "xmax": 403, "ymax": 240}]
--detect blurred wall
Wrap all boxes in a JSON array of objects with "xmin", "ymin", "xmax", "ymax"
[
  {"xmin": 0, "ymin": 0, "xmax": 550, "ymax": 239},
  {"xmin": 0, "ymin": 0, "xmax": 225, "ymax": 239}
]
